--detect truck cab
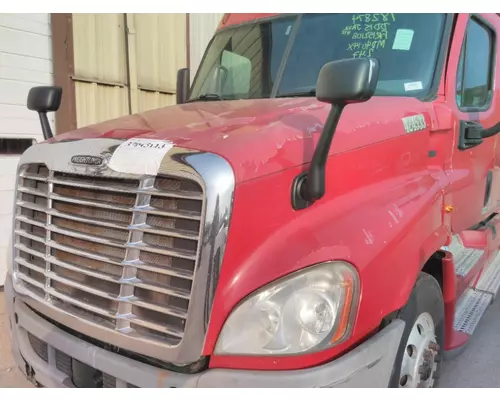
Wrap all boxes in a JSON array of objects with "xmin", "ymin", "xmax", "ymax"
[{"xmin": 4, "ymin": 13, "xmax": 500, "ymax": 388}]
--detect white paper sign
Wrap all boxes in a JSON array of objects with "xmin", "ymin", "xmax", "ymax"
[
  {"xmin": 392, "ymin": 29, "xmax": 414, "ymax": 51},
  {"xmin": 108, "ymin": 138, "xmax": 174, "ymax": 175},
  {"xmin": 404, "ymin": 81, "xmax": 423, "ymax": 92}
]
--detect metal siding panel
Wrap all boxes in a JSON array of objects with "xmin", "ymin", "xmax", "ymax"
[
  {"xmin": 73, "ymin": 13, "xmax": 127, "ymax": 84},
  {"xmin": 0, "ymin": 66, "xmax": 52, "ymax": 85},
  {"xmin": 0, "ymin": 104, "xmax": 39, "ymax": 120},
  {"xmin": 0, "ymin": 26, "xmax": 51, "ymax": 59},
  {"xmin": 0, "ymin": 13, "xmax": 53, "ymax": 140},
  {"xmin": 137, "ymin": 90, "xmax": 175, "ymax": 113},
  {"xmin": 0, "ymin": 13, "xmax": 52, "ymax": 285},
  {"xmin": 0, "ymin": 13, "xmax": 51, "ymax": 36},
  {"xmin": 0, "ymin": 118, "xmax": 42, "ymax": 136},
  {"xmin": 11, "ymin": 14, "xmax": 50, "ymax": 24},
  {"xmin": 75, "ymin": 82, "xmax": 129, "ymax": 128},
  {"xmin": 189, "ymin": 13, "xmax": 223, "ymax": 80},
  {"xmin": 0, "ymin": 52, "xmax": 52, "ymax": 74},
  {"xmin": 134, "ymin": 13, "xmax": 187, "ymax": 92}
]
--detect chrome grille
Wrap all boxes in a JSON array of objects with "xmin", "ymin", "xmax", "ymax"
[{"xmin": 14, "ymin": 163, "xmax": 204, "ymax": 347}]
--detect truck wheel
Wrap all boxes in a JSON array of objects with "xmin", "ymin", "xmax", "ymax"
[{"xmin": 389, "ymin": 272, "xmax": 445, "ymax": 388}]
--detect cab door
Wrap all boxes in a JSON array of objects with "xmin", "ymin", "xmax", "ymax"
[{"xmin": 445, "ymin": 14, "xmax": 498, "ymax": 233}]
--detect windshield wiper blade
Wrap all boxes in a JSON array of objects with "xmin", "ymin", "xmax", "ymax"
[
  {"xmin": 187, "ymin": 93, "xmax": 224, "ymax": 103},
  {"xmin": 276, "ymin": 89, "xmax": 316, "ymax": 98}
]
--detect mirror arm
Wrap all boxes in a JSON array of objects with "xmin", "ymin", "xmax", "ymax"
[
  {"xmin": 300, "ymin": 103, "xmax": 345, "ymax": 202},
  {"xmin": 482, "ymin": 121, "xmax": 500, "ymax": 139},
  {"xmin": 38, "ymin": 111, "xmax": 54, "ymax": 140}
]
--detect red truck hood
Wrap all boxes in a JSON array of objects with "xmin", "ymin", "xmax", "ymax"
[{"xmin": 52, "ymin": 97, "xmax": 427, "ymax": 183}]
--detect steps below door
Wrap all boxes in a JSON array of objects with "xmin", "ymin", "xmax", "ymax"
[
  {"xmin": 442, "ymin": 234, "xmax": 484, "ymax": 277},
  {"xmin": 475, "ymin": 250, "xmax": 500, "ymax": 298},
  {"xmin": 452, "ymin": 250, "xmax": 500, "ymax": 337},
  {"xmin": 453, "ymin": 289, "xmax": 492, "ymax": 336}
]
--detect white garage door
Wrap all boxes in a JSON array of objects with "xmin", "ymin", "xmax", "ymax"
[{"xmin": 0, "ymin": 14, "xmax": 53, "ymax": 286}]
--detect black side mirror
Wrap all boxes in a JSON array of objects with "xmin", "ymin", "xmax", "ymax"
[
  {"xmin": 316, "ymin": 58, "xmax": 379, "ymax": 105},
  {"xmin": 27, "ymin": 86, "xmax": 62, "ymax": 140},
  {"xmin": 292, "ymin": 57, "xmax": 380, "ymax": 210},
  {"xmin": 176, "ymin": 68, "xmax": 190, "ymax": 105}
]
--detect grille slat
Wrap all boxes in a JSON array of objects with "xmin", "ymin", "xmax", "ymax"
[
  {"xmin": 130, "ymin": 224, "xmax": 199, "ymax": 241},
  {"xmin": 124, "ymin": 259, "xmax": 194, "ymax": 280},
  {"xmin": 47, "ymin": 224, "xmax": 127, "ymax": 248},
  {"xmin": 16, "ymin": 215, "xmax": 47, "ymax": 229},
  {"xmin": 17, "ymin": 272, "xmax": 45, "ymax": 290},
  {"xmin": 15, "ymin": 257, "xmax": 45, "ymax": 274},
  {"xmin": 15, "ymin": 243, "xmax": 45, "ymax": 259},
  {"xmin": 14, "ymin": 163, "xmax": 204, "ymax": 347},
  {"xmin": 47, "ymin": 288, "xmax": 117, "ymax": 318},
  {"xmin": 50, "ymin": 193, "xmax": 201, "ymax": 221},
  {"xmin": 18, "ymin": 186, "xmax": 48, "ymax": 198},
  {"xmin": 38, "ymin": 208, "xmax": 200, "ymax": 241},
  {"xmin": 20, "ymin": 172, "xmax": 48, "ymax": 182},
  {"xmin": 128, "ymin": 242, "xmax": 197, "ymax": 261},
  {"xmin": 52, "ymin": 176, "xmax": 203, "ymax": 201},
  {"xmin": 49, "ymin": 208, "xmax": 130, "ymax": 230},
  {"xmin": 17, "ymin": 200, "xmax": 48, "ymax": 214},
  {"xmin": 15, "ymin": 229, "xmax": 46, "ymax": 243},
  {"xmin": 47, "ymin": 241, "xmax": 124, "ymax": 266}
]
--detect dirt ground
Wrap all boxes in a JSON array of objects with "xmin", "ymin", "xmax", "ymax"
[
  {"xmin": 0, "ymin": 289, "xmax": 33, "ymax": 387},
  {"xmin": 1, "ymin": 289, "xmax": 500, "ymax": 388}
]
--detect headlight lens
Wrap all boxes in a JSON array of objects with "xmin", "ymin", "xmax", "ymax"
[{"xmin": 214, "ymin": 261, "xmax": 359, "ymax": 355}]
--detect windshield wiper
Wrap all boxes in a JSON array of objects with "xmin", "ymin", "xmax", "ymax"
[
  {"xmin": 276, "ymin": 89, "xmax": 316, "ymax": 98},
  {"xmin": 187, "ymin": 93, "xmax": 224, "ymax": 103}
]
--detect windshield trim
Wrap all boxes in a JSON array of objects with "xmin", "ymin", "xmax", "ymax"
[
  {"xmin": 189, "ymin": 13, "xmax": 300, "ymax": 101},
  {"xmin": 423, "ymin": 13, "xmax": 454, "ymax": 102},
  {"xmin": 189, "ymin": 13, "xmax": 455, "ymax": 103}
]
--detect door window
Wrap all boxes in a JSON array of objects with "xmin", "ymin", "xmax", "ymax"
[{"xmin": 456, "ymin": 17, "xmax": 495, "ymax": 109}]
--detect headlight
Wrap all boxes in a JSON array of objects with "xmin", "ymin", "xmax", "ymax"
[{"xmin": 214, "ymin": 261, "xmax": 359, "ymax": 356}]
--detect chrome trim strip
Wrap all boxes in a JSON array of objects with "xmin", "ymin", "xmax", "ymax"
[{"xmin": 12, "ymin": 138, "xmax": 235, "ymax": 365}]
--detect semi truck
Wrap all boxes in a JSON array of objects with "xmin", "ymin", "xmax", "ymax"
[{"xmin": 4, "ymin": 12, "xmax": 500, "ymax": 388}]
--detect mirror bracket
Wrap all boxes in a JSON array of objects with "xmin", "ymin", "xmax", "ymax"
[
  {"xmin": 291, "ymin": 57, "xmax": 379, "ymax": 211},
  {"xmin": 291, "ymin": 171, "xmax": 313, "ymax": 210},
  {"xmin": 293, "ymin": 104, "xmax": 344, "ymax": 210},
  {"xmin": 38, "ymin": 112, "xmax": 53, "ymax": 141},
  {"xmin": 482, "ymin": 121, "xmax": 500, "ymax": 139}
]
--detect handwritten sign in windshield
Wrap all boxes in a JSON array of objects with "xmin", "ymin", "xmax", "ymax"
[{"xmin": 342, "ymin": 14, "xmax": 396, "ymax": 58}]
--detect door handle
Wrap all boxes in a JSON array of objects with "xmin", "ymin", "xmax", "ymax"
[{"xmin": 458, "ymin": 120, "xmax": 484, "ymax": 150}]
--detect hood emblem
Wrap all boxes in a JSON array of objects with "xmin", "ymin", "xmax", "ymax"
[{"xmin": 71, "ymin": 155, "xmax": 105, "ymax": 166}]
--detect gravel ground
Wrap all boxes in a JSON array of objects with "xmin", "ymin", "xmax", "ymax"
[{"xmin": 1, "ymin": 289, "xmax": 499, "ymax": 388}]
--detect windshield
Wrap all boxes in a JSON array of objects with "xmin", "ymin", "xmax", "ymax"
[{"xmin": 189, "ymin": 13, "xmax": 447, "ymax": 101}]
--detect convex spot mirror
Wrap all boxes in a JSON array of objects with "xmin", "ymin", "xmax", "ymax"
[{"xmin": 316, "ymin": 57, "xmax": 380, "ymax": 105}]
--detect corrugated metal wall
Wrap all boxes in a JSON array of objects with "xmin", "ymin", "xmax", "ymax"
[
  {"xmin": 72, "ymin": 14, "xmax": 129, "ymax": 127},
  {"xmin": 189, "ymin": 13, "xmax": 223, "ymax": 82},
  {"xmin": 135, "ymin": 14, "xmax": 187, "ymax": 112},
  {"xmin": 0, "ymin": 13, "xmax": 53, "ymax": 285},
  {"xmin": 72, "ymin": 13, "xmax": 187, "ymax": 128}
]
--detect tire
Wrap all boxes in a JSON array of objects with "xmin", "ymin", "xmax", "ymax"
[{"xmin": 388, "ymin": 272, "xmax": 445, "ymax": 388}]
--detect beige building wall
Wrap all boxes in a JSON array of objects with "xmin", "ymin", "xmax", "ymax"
[{"xmin": 71, "ymin": 13, "xmax": 188, "ymax": 128}]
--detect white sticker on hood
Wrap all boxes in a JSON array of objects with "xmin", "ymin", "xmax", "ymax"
[{"xmin": 108, "ymin": 138, "xmax": 174, "ymax": 175}]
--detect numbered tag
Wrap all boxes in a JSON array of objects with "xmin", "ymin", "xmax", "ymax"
[{"xmin": 108, "ymin": 138, "xmax": 174, "ymax": 175}]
